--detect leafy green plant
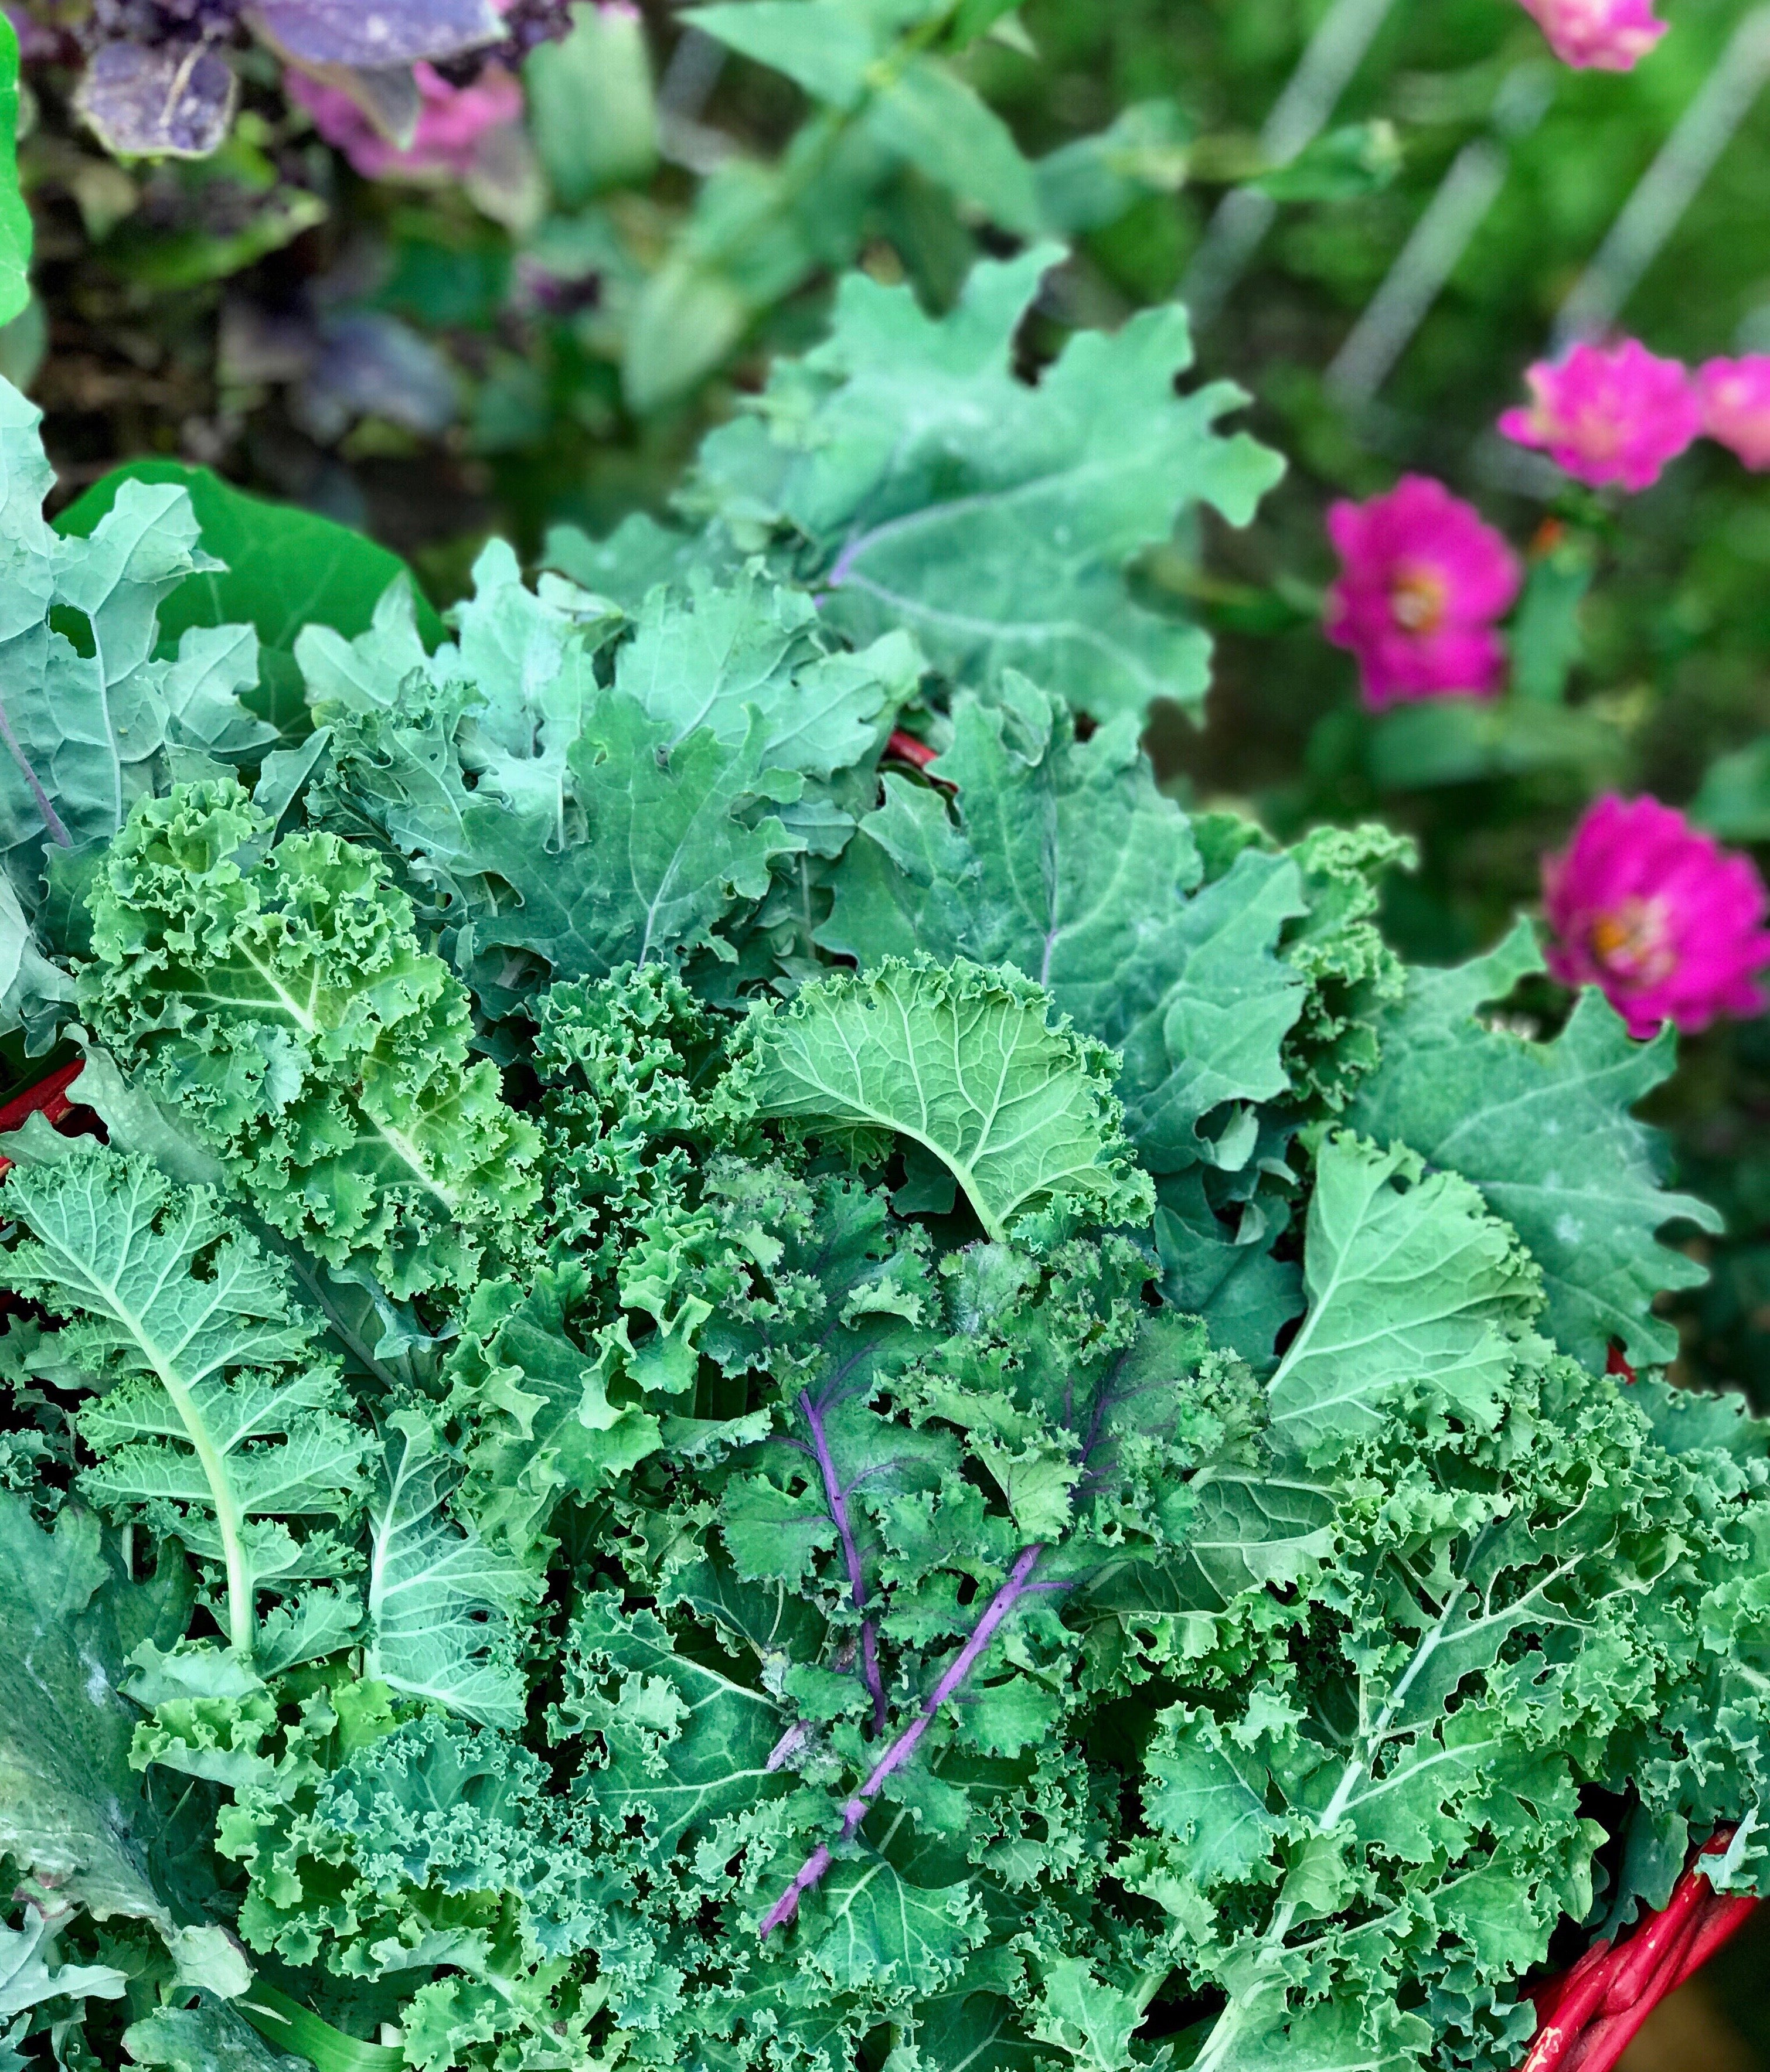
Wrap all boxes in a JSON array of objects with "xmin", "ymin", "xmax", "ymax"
[{"xmin": 0, "ymin": 207, "xmax": 1764, "ymax": 2072}]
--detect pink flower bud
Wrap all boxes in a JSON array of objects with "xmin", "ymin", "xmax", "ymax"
[
  {"xmin": 1516, "ymin": 0, "xmax": 1668, "ymax": 69},
  {"xmin": 1543, "ymin": 795, "xmax": 1770, "ymax": 1037},
  {"xmin": 1498, "ymin": 340, "xmax": 1701, "ymax": 492},
  {"xmin": 1696, "ymin": 356, "xmax": 1770, "ymax": 471},
  {"xmin": 1323, "ymin": 475, "xmax": 1521, "ymax": 711}
]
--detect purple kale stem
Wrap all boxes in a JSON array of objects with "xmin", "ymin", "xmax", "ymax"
[
  {"xmin": 860, "ymin": 1621, "xmax": 883, "ymax": 1733},
  {"xmin": 0, "ymin": 701, "xmax": 69, "ymax": 848},
  {"xmin": 758, "ymin": 1347, "xmax": 1135, "ymax": 1938},
  {"xmin": 825, "ymin": 497, "xmax": 975, "ymax": 592},
  {"xmin": 765, "ymin": 1720, "xmax": 812, "ymax": 1773},
  {"xmin": 758, "ymin": 1542, "xmax": 1045, "ymax": 1938},
  {"xmin": 799, "ymin": 1385, "xmax": 887, "ymax": 1734}
]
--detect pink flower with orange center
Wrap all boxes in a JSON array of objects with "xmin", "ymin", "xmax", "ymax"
[
  {"xmin": 1323, "ymin": 475, "xmax": 1521, "ymax": 710},
  {"xmin": 1499, "ymin": 339, "xmax": 1701, "ymax": 492},
  {"xmin": 1542, "ymin": 795, "xmax": 1770, "ymax": 1037},
  {"xmin": 1696, "ymin": 355, "xmax": 1770, "ymax": 471},
  {"xmin": 1516, "ymin": 0, "xmax": 1668, "ymax": 69}
]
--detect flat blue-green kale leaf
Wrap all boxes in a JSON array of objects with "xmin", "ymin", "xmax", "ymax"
[
  {"xmin": 122, "ymin": 2000, "xmax": 305, "ymax": 2072},
  {"xmin": 821, "ymin": 680, "xmax": 1309, "ymax": 1179},
  {"xmin": 683, "ymin": 247, "xmax": 1283, "ymax": 720},
  {"xmin": 298, "ymin": 549, "xmax": 917, "ymax": 1004},
  {"xmin": 0, "ymin": 866, "xmax": 73, "ymax": 1053},
  {"xmin": 1345, "ymin": 920, "xmax": 1722, "ymax": 1369},
  {"xmin": 0, "ymin": 379, "xmax": 273, "ymax": 913},
  {"xmin": 455, "ymin": 694, "xmax": 805, "ymax": 993},
  {"xmin": 0, "ymin": 1494, "xmax": 185, "ymax": 1921}
]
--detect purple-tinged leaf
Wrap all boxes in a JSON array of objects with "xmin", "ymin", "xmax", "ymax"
[
  {"xmin": 281, "ymin": 56, "xmax": 422, "ymax": 145},
  {"xmin": 75, "ymin": 40, "xmax": 238, "ymax": 159},
  {"xmin": 297, "ymin": 311, "xmax": 457, "ymax": 441},
  {"xmin": 758, "ymin": 1543, "xmax": 1047, "ymax": 1935},
  {"xmin": 248, "ymin": 0, "xmax": 502, "ymax": 69}
]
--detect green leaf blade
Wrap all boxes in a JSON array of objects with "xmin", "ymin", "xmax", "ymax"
[
  {"xmin": 692, "ymin": 250, "xmax": 1283, "ymax": 719},
  {"xmin": 738, "ymin": 956, "xmax": 1153, "ymax": 1245},
  {"xmin": 1344, "ymin": 922, "xmax": 1722, "ymax": 1367},
  {"xmin": 3, "ymin": 1148, "xmax": 367, "ymax": 1661}
]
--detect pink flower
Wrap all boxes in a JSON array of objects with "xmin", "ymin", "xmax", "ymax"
[
  {"xmin": 1323, "ymin": 475, "xmax": 1521, "ymax": 710},
  {"xmin": 286, "ymin": 62, "xmax": 523, "ymax": 182},
  {"xmin": 1542, "ymin": 795, "xmax": 1770, "ymax": 1037},
  {"xmin": 1516, "ymin": 0, "xmax": 1668, "ymax": 69},
  {"xmin": 1499, "ymin": 340, "xmax": 1701, "ymax": 492},
  {"xmin": 1696, "ymin": 356, "xmax": 1770, "ymax": 471}
]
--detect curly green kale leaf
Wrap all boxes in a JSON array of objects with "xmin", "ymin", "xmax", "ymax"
[
  {"xmin": 1345, "ymin": 920, "xmax": 1723, "ymax": 1368},
  {"xmin": 736, "ymin": 956, "xmax": 1155, "ymax": 1246},
  {"xmin": 1128, "ymin": 1130, "xmax": 1770, "ymax": 2072},
  {"xmin": 530, "ymin": 963, "xmax": 728, "ymax": 1263},
  {"xmin": 532, "ymin": 1166, "xmax": 1275, "ymax": 2067},
  {"xmin": 362, "ymin": 1410, "xmax": 539, "ymax": 1730},
  {"xmin": 438, "ymin": 968, "xmax": 796, "ymax": 1571},
  {"xmin": 2, "ymin": 1149, "xmax": 368, "ymax": 1668},
  {"xmin": 822, "ymin": 680, "xmax": 1310, "ymax": 1178},
  {"xmin": 685, "ymin": 248, "xmax": 1283, "ymax": 719},
  {"xmin": 229, "ymin": 1710, "xmax": 611, "ymax": 2065},
  {"xmin": 442, "ymin": 1266, "xmax": 668, "ymax": 1573},
  {"xmin": 740, "ymin": 1234, "xmax": 1268, "ymax": 1944},
  {"xmin": 539, "ymin": 1152, "xmax": 1260, "ymax": 2039},
  {"xmin": 79, "ymin": 780, "xmax": 540, "ymax": 1301},
  {"xmin": 1271, "ymin": 820, "xmax": 1414, "ymax": 1116}
]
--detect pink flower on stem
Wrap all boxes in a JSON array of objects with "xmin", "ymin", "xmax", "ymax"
[
  {"xmin": 1499, "ymin": 340, "xmax": 1701, "ymax": 492},
  {"xmin": 286, "ymin": 62, "xmax": 523, "ymax": 182},
  {"xmin": 1323, "ymin": 475, "xmax": 1521, "ymax": 710},
  {"xmin": 1516, "ymin": 0, "xmax": 1668, "ymax": 70},
  {"xmin": 1696, "ymin": 356, "xmax": 1770, "ymax": 471},
  {"xmin": 1542, "ymin": 795, "xmax": 1770, "ymax": 1037}
]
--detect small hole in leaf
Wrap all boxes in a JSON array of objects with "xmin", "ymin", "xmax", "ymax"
[{"xmin": 49, "ymin": 605, "xmax": 96, "ymax": 659}]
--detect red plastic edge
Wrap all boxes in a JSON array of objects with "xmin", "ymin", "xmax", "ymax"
[
  {"xmin": 1524, "ymin": 1828, "xmax": 1758, "ymax": 2072},
  {"xmin": 885, "ymin": 729, "xmax": 938, "ymax": 771}
]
